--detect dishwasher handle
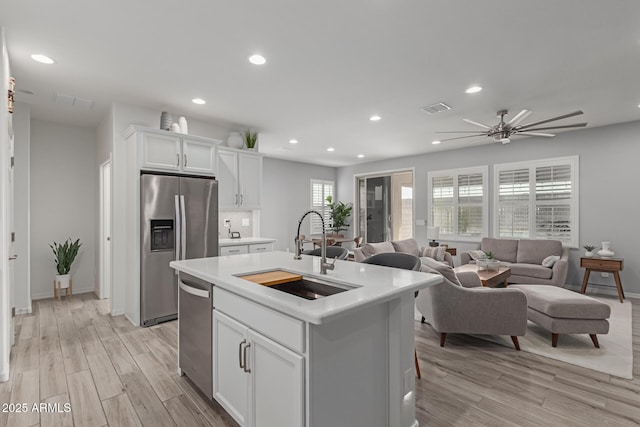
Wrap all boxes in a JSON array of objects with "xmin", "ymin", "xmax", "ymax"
[{"xmin": 179, "ymin": 281, "xmax": 210, "ymax": 299}]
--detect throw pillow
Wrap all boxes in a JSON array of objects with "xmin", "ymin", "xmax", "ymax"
[
  {"xmin": 542, "ymin": 255, "xmax": 560, "ymax": 268},
  {"xmin": 468, "ymin": 249, "xmax": 487, "ymax": 260},
  {"xmin": 391, "ymin": 238, "xmax": 420, "ymax": 257},
  {"xmin": 420, "ymin": 256, "xmax": 461, "ymax": 286},
  {"xmin": 422, "ymin": 246, "xmax": 446, "ymax": 261}
]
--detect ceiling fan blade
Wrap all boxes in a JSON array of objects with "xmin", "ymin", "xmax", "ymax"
[
  {"xmin": 518, "ymin": 132, "xmax": 555, "ymax": 137},
  {"xmin": 435, "ymin": 131, "xmax": 490, "ymax": 133},
  {"xmin": 507, "ymin": 110, "xmax": 532, "ymax": 126},
  {"xmin": 516, "ymin": 110, "xmax": 584, "ymax": 130},
  {"xmin": 463, "ymin": 119, "xmax": 493, "ymax": 129},
  {"xmin": 519, "ymin": 123, "xmax": 587, "ymax": 132},
  {"xmin": 439, "ymin": 134, "xmax": 488, "ymax": 142}
]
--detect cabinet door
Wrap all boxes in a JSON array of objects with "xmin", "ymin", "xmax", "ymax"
[
  {"xmin": 220, "ymin": 245, "xmax": 249, "ymax": 256},
  {"xmin": 217, "ymin": 150, "xmax": 239, "ymax": 209},
  {"xmin": 248, "ymin": 243, "xmax": 273, "ymax": 254},
  {"xmin": 183, "ymin": 138, "xmax": 217, "ymax": 176},
  {"xmin": 238, "ymin": 153, "xmax": 263, "ymax": 209},
  {"xmin": 141, "ymin": 133, "xmax": 181, "ymax": 171},
  {"xmin": 247, "ymin": 330, "xmax": 304, "ymax": 427},
  {"xmin": 213, "ymin": 311, "xmax": 249, "ymax": 426}
]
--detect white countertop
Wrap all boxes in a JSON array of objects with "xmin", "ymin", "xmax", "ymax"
[
  {"xmin": 218, "ymin": 237, "xmax": 276, "ymax": 247},
  {"xmin": 170, "ymin": 251, "xmax": 441, "ymax": 324}
]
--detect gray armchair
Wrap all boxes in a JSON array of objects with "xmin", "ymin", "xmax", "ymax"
[{"xmin": 415, "ymin": 264, "xmax": 527, "ymax": 350}]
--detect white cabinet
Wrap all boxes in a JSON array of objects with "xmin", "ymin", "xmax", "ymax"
[
  {"xmin": 129, "ymin": 126, "xmax": 220, "ymax": 176},
  {"xmin": 220, "ymin": 242, "xmax": 273, "ymax": 256},
  {"xmin": 217, "ymin": 147, "xmax": 263, "ymax": 209},
  {"xmin": 213, "ymin": 310, "xmax": 304, "ymax": 427}
]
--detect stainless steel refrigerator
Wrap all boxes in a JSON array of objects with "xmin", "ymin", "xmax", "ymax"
[{"xmin": 140, "ymin": 173, "xmax": 218, "ymax": 326}]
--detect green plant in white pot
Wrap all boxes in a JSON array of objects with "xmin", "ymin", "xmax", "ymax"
[
  {"xmin": 50, "ymin": 238, "xmax": 82, "ymax": 295},
  {"xmin": 244, "ymin": 130, "xmax": 258, "ymax": 150},
  {"xmin": 326, "ymin": 195, "xmax": 353, "ymax": 235}
]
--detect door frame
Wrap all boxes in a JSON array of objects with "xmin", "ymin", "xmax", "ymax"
[{"xmin": 99, "ymin": 158, "xmax": 112, "ymax": 301}]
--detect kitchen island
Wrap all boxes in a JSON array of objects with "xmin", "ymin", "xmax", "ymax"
[{"xmin": 171, "ymin": 251, "xmax": 441, "ymax": 427}]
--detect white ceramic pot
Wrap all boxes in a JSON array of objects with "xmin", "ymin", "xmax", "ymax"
[
  {"xmin": 55, "ymin": 274, "xmax": 71, "ymax": 289},
  {"xmin": 584, "ymin": 250, "xmax": 594, "ymax": 257},
  {"xmin": 178, "ymin": 117, "xmax": 188, "ymax": 134}
]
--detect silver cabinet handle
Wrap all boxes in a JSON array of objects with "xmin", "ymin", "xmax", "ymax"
[
  {"xmin": 176, "ymin": 153, "xmax": 180, "ymax": 167},
  {"xmin": 8, "ymin": 255, "xmax": 17, "ymax": 260},
  {"xmin": 243, "ymin": 342, "xmax": 251, "ymax": 373},
  {"xmin": 179, "ymin": 281, "xmax": 210, "ymax": 298},
  {"xmin": 228, "ymin": 249, "xmax": 240, "ymax": 253},
  {"xmin": 180, "ymin": 195, "xmax": 186, "ymax": 260},
  {"xmin": 174, "ymin": 195, "xmax": 181, "ymax": 274},
  {"xmin": 184, "ymin": 154, "xmax": 188, "ymax": 167},
  {"xmin": 240, "ymin": 194, "xmax": 243, "ymax": 205},
  {"xmin": 239, "ymin": 339, "xmax": 246, "ymax": 369}
]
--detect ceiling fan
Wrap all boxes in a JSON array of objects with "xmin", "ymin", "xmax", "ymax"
[{"xmin": 436, "ymin": 109, "xmax": 587, "ymax": 144}]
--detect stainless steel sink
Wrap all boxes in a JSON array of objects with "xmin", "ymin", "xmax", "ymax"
[{"xmin": 268, "ymin": 277, "xmax": 349, "ymax": 300}]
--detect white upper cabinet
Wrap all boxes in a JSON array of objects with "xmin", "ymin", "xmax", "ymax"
[
  {"xmin": 128, "ymin": 126, "xmax": 221, "ymax": 176},
  {"xmin": 217, "ymin": 147, "xmax": 263, "ymax": 210}
]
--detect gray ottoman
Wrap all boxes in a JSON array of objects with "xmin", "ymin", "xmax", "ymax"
[{"xmin": 509, "ymin": 285, "xmax": 611, "ymax": 348}]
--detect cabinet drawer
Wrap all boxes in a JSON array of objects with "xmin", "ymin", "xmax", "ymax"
[
  {"xmin": 581, "ymin": 258, "xmax": 623, "ymax": 270},
  {"xmin": 249, "ymin": 243, "xmax": 273, "ymax": 253},
  {"xmin": 213, "ymin": 287, "xmax": 304, "ymax": 353},
  {"xmin": 220, "ymin": 245, "xmax": 249, "ymax": 256}
]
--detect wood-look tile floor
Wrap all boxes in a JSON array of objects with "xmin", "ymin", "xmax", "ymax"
[{"xmin": 1, "ymin": 293, "xmax": 638, "ymax": 427}]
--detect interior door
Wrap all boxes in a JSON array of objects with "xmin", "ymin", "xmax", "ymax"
[
  {"xmin": 8, "ymin": 126, "xmax": 15, "ymax": 345},
  {"xmin": 100, "ymin": 160, "xmax": 112, "ymax": 301}
]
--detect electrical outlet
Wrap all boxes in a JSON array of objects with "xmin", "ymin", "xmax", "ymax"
[
  {"xmin": 224, "ymin": 219, "xmax": 231, "ymax": 228},
  {"xmin": 242, "ymin": 218, "xmax": 250, "ymax": 227}
]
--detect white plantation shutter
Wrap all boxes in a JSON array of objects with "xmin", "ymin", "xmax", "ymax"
[
  {"xmin": 494, "ymin": 157, "xmax": 578, "ymax": 246},
  {"xmin": 428, "ymin": 167, "xmax": 488, "ymax": 241},
  {"xmin": 310, "ymin": 180, "xmax": 333, "ymax": 235}
]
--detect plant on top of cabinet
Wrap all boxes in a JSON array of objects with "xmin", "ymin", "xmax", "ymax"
[
  {"xmin": 326, "ymin": 195, "xmax": 353, "ymax": 234},
  {"xmin": 244, "ymin": 130, "xmax": 258, "ymax": 150}
]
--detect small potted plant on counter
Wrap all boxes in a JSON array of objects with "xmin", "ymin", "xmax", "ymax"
[
  {"xmin": 50, "ymin": 238, "xmax": 82, "ymax": 299},
  {"xmin": 244, "ymin": 130, "xmax": 258, "ymax": 151},
  {"xmin": 326, "ymin": 195, "xmax": 353, "ymax": 236}
]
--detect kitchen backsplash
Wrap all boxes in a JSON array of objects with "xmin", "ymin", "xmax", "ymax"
[{"xmin": 219, "ymin": 210, "xmax": 253, "ymax": 238}]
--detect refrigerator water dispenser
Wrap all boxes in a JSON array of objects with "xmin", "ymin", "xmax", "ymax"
[{"xmin": 150, "ymin": 219, "xmax": 174, "ymax": 251}]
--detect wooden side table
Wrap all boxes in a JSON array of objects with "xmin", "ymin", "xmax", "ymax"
[{"xmin": 580, "ymin": 256, "xmax": 624, "ymax": 303}]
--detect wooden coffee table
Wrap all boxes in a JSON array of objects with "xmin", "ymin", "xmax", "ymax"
[{"xmin": 454, "ymin": 264, "xmax": 511, "ymax": 287}]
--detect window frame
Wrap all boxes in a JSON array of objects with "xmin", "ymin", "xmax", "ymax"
[
  {"xmin": 492, "ymin": 155, "xmax": 579, "ymax": 248},
  {"xmin": 310, "ymin": 179, "xmax": 334, "ymax": 235},
  {"xmin": 427, "ymin": 165, "xmax": 489, "ymax": 243}
]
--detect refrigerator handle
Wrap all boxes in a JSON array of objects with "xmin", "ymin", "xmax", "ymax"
[
  {"xmin": 174, "ymin": 195, "xmax": 181, "ymax": 274},
  {"xmin": 180, "ymin": 195, "xmax": 187, "ymax": 260}
]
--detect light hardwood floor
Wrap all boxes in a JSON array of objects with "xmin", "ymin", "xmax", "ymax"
[{"xmin": 1, "ymin": 293, "xmax": 638, "ymax": 426}]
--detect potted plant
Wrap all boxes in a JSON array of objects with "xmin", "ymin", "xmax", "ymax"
[
  {"xmin": 583, "ymin": 244, "xmax": 597, "ymax": 257},
  {"xmin": 478, "ymin": 251, "xmax": 500, "ymax": 272},
  {"xmin": 244, "ymin": 130, "xmax": 258, "ymax": 150},
  {"xmin": 50, "ymin": 238, "xmax": 82, "ymax": 291},
  {"xmin": 326, "ymin": 195, "xmax": 353, "ymax": 235}
]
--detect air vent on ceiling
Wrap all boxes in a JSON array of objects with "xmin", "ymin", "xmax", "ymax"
[
  {"xmin": 52, "ymin": 93, "xmax": 94, "ymax": 110},
  {"xmin": 421, "ymin": 102, "xmax": 452, "ymax": 115}
]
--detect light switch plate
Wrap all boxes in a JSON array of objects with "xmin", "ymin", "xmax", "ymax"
[{"xmin": 242, "ymin": 218, "xmax": 250, "ymax": 227}]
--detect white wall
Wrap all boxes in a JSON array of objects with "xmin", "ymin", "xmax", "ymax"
[
  {"xmin": 13, "ymin": 102, "xmax": 30, "ymax": 313},
  {"xmin": 261, "ymin": 157, "xmax": 337, "ymax": 252},
  {"xmin": 337, "ymin": 120, "xmax": 640, "ymax": 296},
  {"xmin": 0, "ymin": 26, "xmax": 12, "ymax": 382},
  {"xmin": 30, "ymin": 120, "xmax": 97, "ymax": 299}
]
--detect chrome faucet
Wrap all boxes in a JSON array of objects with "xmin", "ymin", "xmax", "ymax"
[{"xmin": 294, "ymin": 210, "xmax": 336, "ymax": 274}]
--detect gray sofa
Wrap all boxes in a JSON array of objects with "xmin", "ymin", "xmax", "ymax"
[
  {"xmin": 353, "ymin": 238, "xmax": 454, "ymax": 267},
  {"xmin": 460, "ymin": 238, "xmax": 569, "ymax": 286}
]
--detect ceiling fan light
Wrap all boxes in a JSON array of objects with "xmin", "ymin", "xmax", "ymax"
[{"xmin": 501, "ymin": 138, "xmax": 511, "ymax": 144}]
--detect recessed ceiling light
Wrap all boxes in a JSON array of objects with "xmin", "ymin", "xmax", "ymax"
[
  {"xmin": 370, "ymin": 115, "xmax": 381, "ymax": 121},
  {"xmin": 357, "ymin": 154, "xmax": 365, "ymax": 158},
  {"xmin": 31, "ymin": 54, "xmax": 55, "ymax": 64},
  {"xmin": 289, "ymin": 139, "xmax": 298, "ymax": 144},
  {"xmin": 465, "ymin": 86, "xmax": 482, "ymax": 94},
  {"xmin": 249, "ymin": 54, "xmax": 266, "ymax": 65},
  {"xmin": 432, "ymin": 140, "xmax": 441, "ymax": 145},
  {"xmin": 327, "ymin": 147, "xmax": 335, "ymax": 152},
  {"xmin": 192, "ymin": 98, "xmax": 206, "ymax": 105}
]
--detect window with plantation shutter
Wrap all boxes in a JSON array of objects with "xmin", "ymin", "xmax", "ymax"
[
  {"xmin": 494, "ymin": 156, "xmax": 578, "ymax": 247},
  {"xmin": 428, "ymin": 166, "xmax": 488, "ymax": 241},
  {"xmin": 310, "ymin": 179, "xmax": 334, "ymax": 235}
]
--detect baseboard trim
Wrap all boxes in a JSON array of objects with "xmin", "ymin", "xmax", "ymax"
[
  {"xmin": 0, "ymin": 369, "xmax": 9, "ymax": 382},
  {"xmin": 31, "ymin": 288, "xmax": 97, "ymax": 301},
  {"xmin": 111, "ymin": 309, "xmax": 125, "ymax": 316},
  {"xmin": 564, "ymin": 283, "xmax": 640, "ymax": 300},
  {"xmin": 14, "ymin": 307, "xmax": 32, "ymax": 315}
]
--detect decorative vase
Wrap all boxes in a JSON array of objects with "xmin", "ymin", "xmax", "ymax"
[
  {"xmin": 178, "ymin": 117, "xmax": 188, "ymax": 134},
  {"xmin": 584, "ymin": 250, "xmax": 594, "ymax": 257},
  {"xmin": 160, "ymin": 111, "xmax": 172, "ymax": 131},
  {"xmin": 597, "ymin": 241, "xmax": 615, "ymax": 257},
  {"xmin": 227, "ymin": 132, "xmax": 244, "ymax": 149},
  {"xmin": 170, "ymin": 123, "xmax": 181, "ymax": 133}
]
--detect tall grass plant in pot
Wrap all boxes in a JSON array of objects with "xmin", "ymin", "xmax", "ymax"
[{"xmin": 50, "ymin": 238, "xmax": 82, "ymax": 290}]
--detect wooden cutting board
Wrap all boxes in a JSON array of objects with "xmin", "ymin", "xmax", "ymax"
[{"xmin": 239, "ymin": 270, "xmax": 302, "ymax": 286}]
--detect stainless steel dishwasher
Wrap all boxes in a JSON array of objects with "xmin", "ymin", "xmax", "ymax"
[{"xmin": 178, "ymin": 272, "xmax": 213, "ymax": 397}]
